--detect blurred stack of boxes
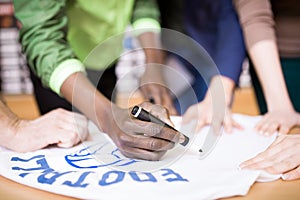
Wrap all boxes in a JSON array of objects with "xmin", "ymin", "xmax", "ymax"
[{"xmin": 0, "ymin": 0, "xmax": 32, "ymax": 94}]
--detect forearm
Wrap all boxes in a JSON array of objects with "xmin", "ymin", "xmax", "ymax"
[
  {"xmin": 0, "ymin": 101, "xmax": 20, "ymax": 148},
  {"xmin": 249, "ymin": 41, "xmax": 293, "ymax": 110},
  {"xmin": 60, "ymin": 72, "xmax": 113, "ymax": 131},
  {"xmin": 138, "ymin": 32, "xmax": 164, "ymax": 63},
  {"xmin": 204, "ymin": 75, "xmax": 235, "ymax": 107},
  {"xmin": 233, "ymin": 0, "xmax": 291, "ymax": 110},
  {"xmin": 132, "ymin": 0, "xmax": 161, "ymax": 48}
]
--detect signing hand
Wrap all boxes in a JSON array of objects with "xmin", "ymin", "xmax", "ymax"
[
  {"xmin": 240, "ymin": 134, "xmax": 300, "ymax": 180},
  {"xmin": 102, "ymin": 102, "xmax": 183, "ymax": 161},
  {"xmin": 7, "ymin": 108, "xmax": 89, "ymax": 152},
  {"xmin": 255, "ymin": 110, "xmax": 300, "ymax": 136}
]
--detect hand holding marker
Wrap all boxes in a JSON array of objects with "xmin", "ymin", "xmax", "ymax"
[{"xmin": 131, "ymin": 106, "xmax": 189, "ymax": 146}]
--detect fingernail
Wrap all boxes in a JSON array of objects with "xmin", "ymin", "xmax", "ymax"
[
  {"xmin": 282, "ymin": 174, "xmax": 287, "ymax": 180},
  {"xmin": 264, "ymin": 132, "xmax": 269, "ymax": 136},
  {"xmin": 179, "ymin": 134, "xmax": 189, "ymax": 146},
  {"xmin": 261, "ymin": 131, "xmax": 269, "ymax": 136},
  {"xmin": 239, "ymin": 163, "xmax": 245, "ymax": 169}
]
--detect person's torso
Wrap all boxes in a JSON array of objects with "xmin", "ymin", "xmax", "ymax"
[
  {"xmin": 271, "ymin": 0, "xmax": 300, "ymax": 57},
  {"xmin": 66, "ymin": 0, "xmax": 134, "ymax": 68}
]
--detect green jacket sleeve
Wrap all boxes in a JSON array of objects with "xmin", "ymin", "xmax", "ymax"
[
  {"xmin": 131, "ymin": 0, "xmax": 161, "ymax": 34},
  {"xmin": 13, "ymin": 0, "xmax": 85, "ymax": 93}
]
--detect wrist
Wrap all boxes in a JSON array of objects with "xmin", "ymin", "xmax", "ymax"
[
  {"xmin": 94, "ymin": 94, "xmax": 116, "ymax": 132},
  {"xmin": 5, "ymin": 117, "xmax": 23, "ymax": 150},
  {"xmin": 267, "ymin": 100, "xmax": 294, "ymax": 112},
  {"xmin": 297, "ymin": 113, "xmax": 300, "ymax": 125},
  {"xmin": 206, "ymin": 76, "xmax": 234, "ymax": 107},
  {"xmin": 145, "ymin": 54, "xmax": 164, "ymax": 64}
]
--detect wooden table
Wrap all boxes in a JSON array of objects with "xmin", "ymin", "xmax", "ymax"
[{"xmin": 1, "ymin": 89, "xmax": 300, "ymax": 200}]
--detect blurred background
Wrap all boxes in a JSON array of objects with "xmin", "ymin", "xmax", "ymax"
[{"xmin": 0, "ymin": 0, "xmax": 258, "ymax": 119}]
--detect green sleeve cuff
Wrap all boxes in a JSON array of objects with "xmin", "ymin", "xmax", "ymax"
[
  {"xmin": 132, "ymin": 18, "xmax": 161, "ymax": 36},
  {"xmin": 49, "ymin": 59, "xmax": 86, "ymax": 95}
]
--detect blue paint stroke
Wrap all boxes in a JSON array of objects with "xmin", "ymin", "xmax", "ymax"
[
  {"xmin": 161, "ymin": 168, "xmax": 188, "ymax": 182},
  {"xmin": 63, "ymin": 171, "xmax": 94, "ymax": 188},
  {"xmin": 11, "ymin": 155, "xmax": 50, "ymax": 172},
  {"xmin": 65, "ymin": 142, "xmax": 139, "ymax": 169}
]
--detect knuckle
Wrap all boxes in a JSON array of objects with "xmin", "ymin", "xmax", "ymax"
[
  {"xmin": 55, "ymin": 108, "xmax": 66, "ymax": 115},
  {"xmin": 295, "ymin": 167, "xmax": 300, "ymax": 176},
  {"xmin": 116, "ymin": 141, "xmax": 127, "ymax": 151},
  {"xmin": 149, "ymin": 151, "xmax": 166, "ymax": 161},
  {"xmin": 123, "ymin": 120, "xmax": 133, "ymax": 129},
  {"xmin": 148, "ymin": 139, "xmax": 160, "ymax": 150},
  {"xmin": 266, "ymin": 165, "xmax": 279, "ymax": 174},
  {"xmin": 119, "ymin": 150, "xmax": 132, "ymax": 158},
  {"xmin": 283, "ymin": 160, "xmax": 294, "ymax": 169},
  {"xmin": 149, "ymin": 125, "xmax": 162, "ymax": 136},
  {"xmin": 69, "ymin": 132, "xmax": 78, "ymax": 141},
  {"xmin": 165, "ymin": 142, "xmax": 175, "ymax": 150},
  {"xmin": 119, "ymin": 134, "xmax": 131, "ymax": 145}
]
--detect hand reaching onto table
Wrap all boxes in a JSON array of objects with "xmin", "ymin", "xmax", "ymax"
[
  {"xmin": 255, "ymin": 110, "xmax": 300, "ymax": 135},
  {"xmin": 240, "ymin": 134, "xmax": 300, "ymax": 180},
  {"xmin": 182, "ymin": 75, "xmax": 243, "ymax": 133},
  {"xmin": 3, "ymin": 108, "xmax": 89, "ymax": 152},
  {"xmin": 182, "ymin": 99, "xmax": 242, "ymax": 133}
]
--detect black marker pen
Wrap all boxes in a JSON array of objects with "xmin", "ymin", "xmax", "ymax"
[{"xmin": 131, "ymin": 106, "xmax": 189, "ymax": 146}]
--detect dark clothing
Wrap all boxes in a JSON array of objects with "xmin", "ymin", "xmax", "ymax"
[
  {"xmin": 251, "ymin": 58, "xmax": 300, "ymax": 114},
  {"xmin": 159, "ymin": 0, "xmax": 246, "ymax": 113},
  {"xmin": 31, "ymin": 65, "xmax": 117, "ymax": 114}
]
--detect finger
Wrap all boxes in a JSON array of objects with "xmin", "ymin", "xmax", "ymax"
[
  {"xmin": 58, "ymin": 132, "xmax": 80, "ymax": 147},
  {"xmin": 67, "ymin": 113, "xmax": 89, "ymax": 141},
  {"xmin": 240, "ymin": 157, "xmax": 273, "ymax": 170},
  {"xmin": 240, "ymin": 139, "xmax": 288, "ymax": 169},
  {"xmin": 265, "ymin": 122, "xmax": 279, "ymax": 136},
  {"xmin": 255, "ymin": 115, "xmax": 269, "ymax": 133},
  {"xmin": 263, "ymin": 157, "xmax": 299, "ymax": 174},
  {"xmin": 124, "ymin": 134, "xmax": 175, "ymax": 151},
  {"xmin": 161, "ymin": 95, "xmax": 178, "ymax": 116},
  {"xmin": 195, "ymin": 118, "xmax": 207, "ymax": 133},
  {"xmin": 240, "ymin": 150, "xmax": 275, "ymax": 169},
  {"xmin": 59, "ymin": 119, "xmax": 86, "ymax": 145},
  {"xmin": 141, "ymin": 85, "xmax": 162, "ymax": 105},
  {"xmin": 223, "ymin": 117, "xmax": 233, "ymax": 134},
  {"xmin": 149, "ymin": 104, "xmax": 174, "ymax": 126},
  {"xmin": 151, "ymin": 93, "xmax": 162, "ymax": 105},
  {"xmin": 278, "ymin": 124, "xmax": 290, "ymax": 135},
  {"xmin": 139, "ymin": 101, "xmax": 156, "ymax": 112},
  {"xmin": 57, "ymin": 141, "xmax": 74, "ymax": 148},
  {"xmin": 268, "ymin": 134, "xmax": 287, "ymax": 147},
  {"xmin": 232, "ymin": 119, "xmax": 244, "ymax": 130},
  {"xmin": 282, "ymin": 166, "xmax": 300, "ymax": 181},
  {"xmin": 182, "ymin": 106, "xmax": 199, "ymax": 125},
  {"xmin": 48, "ymin": 128, "xmax": 79, "ymax": 148},
  {"xmin": 120, "ymin": 146, "xmax": 166, "ymax": 161},
  {"xmin": 76, "ymin": 118, "xmax": 89, "ymax": 141},
  {"xmin": 125, "ymin": 120, "xmax": 181, "ymax": 143},
  {"xmin": 257, "ymin": 122, "xmax": 273, "ymax": 136},
  {"xmin": 60, "ymin": 122, "xmax": 82, "ymax": 141}
]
